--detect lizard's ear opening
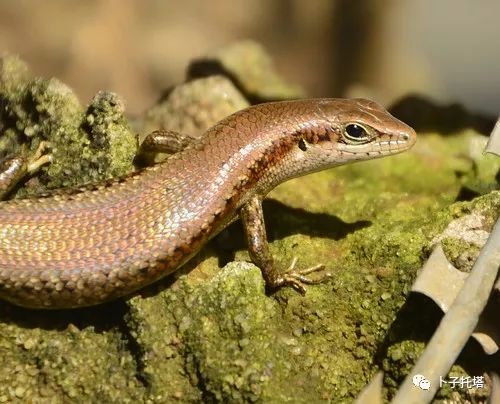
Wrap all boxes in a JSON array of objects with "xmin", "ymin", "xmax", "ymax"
[{"xmin": 298, "ymin": 138, "xmax": 308, "ymax": 151}]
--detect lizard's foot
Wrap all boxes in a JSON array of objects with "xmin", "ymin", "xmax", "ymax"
[
  {"xmin": 26, "ymin": 141, "xmax": 53, "ymax": 173},
  {"xmin": 275, "ymin": 257, "xmax": 332, "ymax": 295},
  {"xmin": 0, "ymin": 142, "xmax": 53, "ymax": 199}
]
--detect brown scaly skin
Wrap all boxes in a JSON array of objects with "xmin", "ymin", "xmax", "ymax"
[{"xmin": 0, "ymin": 98, "xmax": 416, "ymax": 309}]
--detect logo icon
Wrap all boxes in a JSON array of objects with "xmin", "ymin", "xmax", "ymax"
[{"xmin": 412, "ymin": 374, "xmax": 431, "ymax": 390}]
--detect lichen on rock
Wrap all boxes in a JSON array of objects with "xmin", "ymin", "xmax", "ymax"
[{"xmin": 0, "ymin": 54, "xmax": 136, "ymax": 195}]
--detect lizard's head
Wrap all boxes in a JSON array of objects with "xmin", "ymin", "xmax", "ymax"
[
  {"xmin": 272, "ymin": 98, "xmax": 417, "ymax": 182},
  {"xmin": 299, "ymin": 98, "xmax": 416, "ymax": 164},
  {"xmin": 229, "ymin": 98, "xmax": 416, "ymax": 194}
]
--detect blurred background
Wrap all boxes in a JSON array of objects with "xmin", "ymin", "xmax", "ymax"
[{"xmin": 1, "ymin": 0, "xmax": 499, "ymax": 116}]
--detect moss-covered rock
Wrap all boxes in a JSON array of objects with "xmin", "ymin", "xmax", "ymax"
[
  {"xmin": 0, "ymin": 54, "xmax": 136, "ymax": 195},
  {"xmin": 188, "ymin": 40, "xmax": 305, "ymax": 102},
  {"xmin": 0, "ymin": 303, "xmax": 144, "ymax": 403}
]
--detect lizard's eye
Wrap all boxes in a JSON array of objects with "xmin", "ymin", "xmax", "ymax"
[{"xmin": 343, "ymin": 123, "xmax": 370, "ymax": 143}]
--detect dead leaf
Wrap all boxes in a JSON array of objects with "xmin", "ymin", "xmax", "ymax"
[
  {"xmin": 355, "ymin": 371, "xmax": 383, "ymax": 404},
  {"xmin": 412, "ymin": 245, "xmax": 499, "ymax": 354},
  {"xmin": 412, "ymin": 245, "xmax": 468, "ymax": 312}
]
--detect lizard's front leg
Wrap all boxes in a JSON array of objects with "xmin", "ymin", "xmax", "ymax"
[
  {"xmin": 239, "ymin": 195, "xmax": 331, "ymax": 294},
  {"xmin": 0, "ymin": 142, "xmax": 52, "ymax": 199}
]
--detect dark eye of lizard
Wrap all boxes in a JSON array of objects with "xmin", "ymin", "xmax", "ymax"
[{"xmin": 343, "ymin": 124, "xmax": 370, "ymax": 142}]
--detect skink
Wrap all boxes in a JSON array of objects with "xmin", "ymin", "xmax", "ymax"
[{"xmin": 0, "ymin": 98, "xmax": 416, "ymax": 309}]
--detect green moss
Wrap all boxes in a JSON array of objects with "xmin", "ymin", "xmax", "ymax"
[
  {"xmin": 129, "ymin": 263, "xmax": 303, "ymax": 402},
  {"xmin": 83, "ymin": 91, "xmax": 136, "ymax": 178},
  {"xmin": 38, "ymin": 87, "xmax": 136, "ymax": 189},
  {"xmin": 383, "ymin": 339, "xmax": 490, "ymax": 401},
  {"xmin": 0, "ymin": 316, "xmax": 144, "ymax": 402},
  {"xmin": 171, "ymin": 264, "xmax": 283, "ymax": 402},
  {"xmin": 0, "ymin": 54, "xmax": 136, "ymax": 195}
]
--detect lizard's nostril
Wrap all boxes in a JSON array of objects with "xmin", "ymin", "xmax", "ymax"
[{"xmin": 402, "ymin": 133, "xmax": 410, "ymax": 141}]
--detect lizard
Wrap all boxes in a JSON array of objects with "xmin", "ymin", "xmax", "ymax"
[{"xmin": 0, "ymin": 98, "xmax": 416, "ymax": 308}]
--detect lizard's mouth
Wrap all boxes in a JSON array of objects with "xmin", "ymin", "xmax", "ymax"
[
  {"xmin": 374, "ymin": 135, "xmax": 416, "ymax": 154},
  {"xmin": 336, "ymin": 130, "xmax": 416, "ymax": 159}
]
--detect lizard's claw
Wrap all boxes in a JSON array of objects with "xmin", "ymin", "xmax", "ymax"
[
  {"xmin": 26, "ymin": 141, "xmax": 53, "ymax": 174},
  {"xmin": 279, "ymin": 257, "xmax": 331, "ymax": 295}
]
